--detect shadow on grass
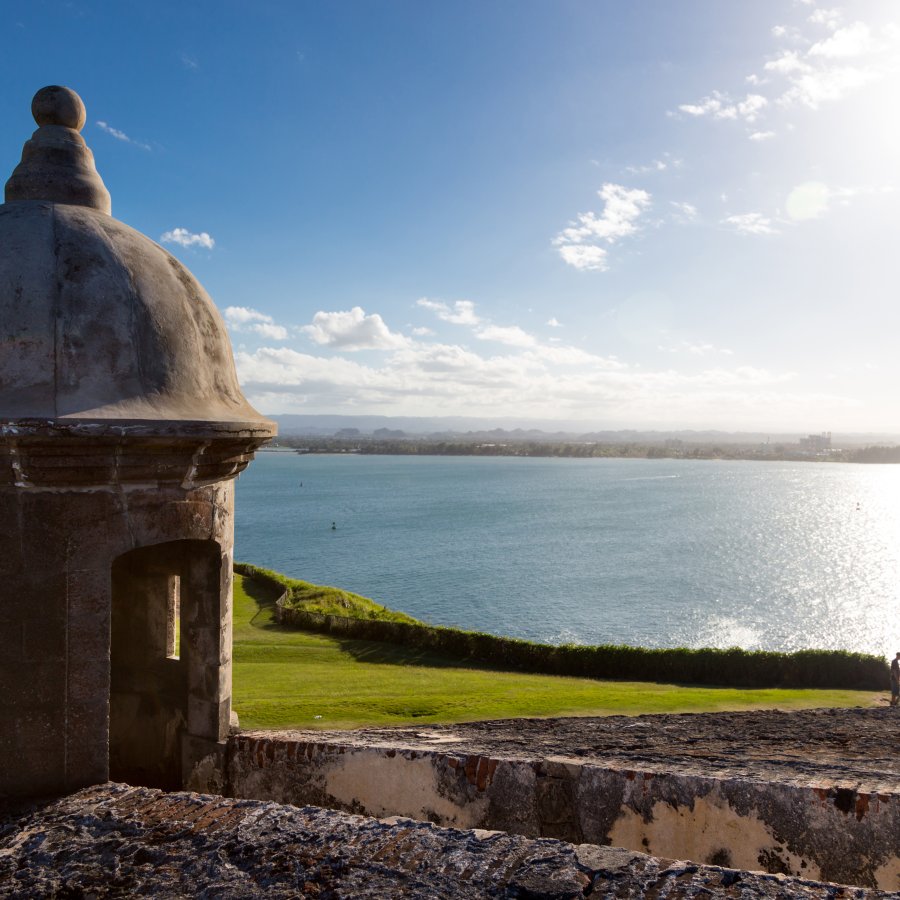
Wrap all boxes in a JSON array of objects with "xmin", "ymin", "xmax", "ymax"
[
  {"xmin": 331, "ymin": 638, "xmax": 510, "ymax": 673},
  {"xmin": 242, "ymin": 575, "xmax": 286, "ymax": 628},
  {"xmin": 241, "ymin": 574, "xmax": 511, "ymax": 674}
]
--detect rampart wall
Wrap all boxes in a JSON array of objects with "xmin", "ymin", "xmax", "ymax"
[{"xmin": 225, "ymin": 707, "xmax": 900, "ymax": 891}]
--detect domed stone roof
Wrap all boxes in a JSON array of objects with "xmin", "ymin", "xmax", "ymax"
[{"xmin": 0, "ymin": 86, "xmax": 274, "ymax": 435}]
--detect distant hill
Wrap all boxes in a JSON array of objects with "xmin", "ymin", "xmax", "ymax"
[{"xmin": 266, "ymin": 415, "xmax": 899, "ymax": 447}]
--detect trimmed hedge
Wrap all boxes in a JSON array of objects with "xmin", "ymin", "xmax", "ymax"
[
  {"xmin": 235, "ymin": 563, "xmax": 889, "ymax": 691},
  {"xmin": 234, "ymin": 562, "xmax": 420, "ymax": 624}
]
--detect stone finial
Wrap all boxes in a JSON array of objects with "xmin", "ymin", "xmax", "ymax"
[
  {"xmin": 32, "ymin": 85, "xmax": 87, "ymax": 130},
  {"xmin": 4, "ymin": 85, "xmax": 111, "ymax": 213}
]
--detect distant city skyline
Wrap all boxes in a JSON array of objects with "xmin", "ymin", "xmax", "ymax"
[{"xmin": 1, "ymin": 1, "xmax": 897, "ymax": 431}]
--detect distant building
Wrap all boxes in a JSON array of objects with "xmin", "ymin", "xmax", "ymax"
[{"xmin": 798, "ymin": 432, "xmax": 832, "ymax": 452}]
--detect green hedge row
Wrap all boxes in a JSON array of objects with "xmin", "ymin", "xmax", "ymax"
[
  {"xmin": 234, "ymin": 562, "xmax": 888, "ymax": 690},
  {"xmin": 272, "ymin": 606, "xmax": 888, "ymax": 691}
]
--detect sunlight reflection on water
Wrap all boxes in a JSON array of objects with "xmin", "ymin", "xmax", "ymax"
[{"xmin": 236, "ymin": 455, "xmax": 900, "ymax": 656}]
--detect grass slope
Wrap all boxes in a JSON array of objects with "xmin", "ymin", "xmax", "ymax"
[
  {"xmin": 235, "ymin": 562, "xmax": 420, "ymax": 623},
  {"xmin": 232, "ymin": 573, "xmax": 878, "ymax": 730}
]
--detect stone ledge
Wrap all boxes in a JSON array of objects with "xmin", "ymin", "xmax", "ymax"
[
  {"xmin": 225, "ymin": 708, "xmax": 900, "ymax": 890},
  {"xmin": 2, "ymin": 783, "xmax": 896, "ymax": 898},
  {"xmin": 257, "ymin": 707, "xmax": 900, "ymax": 789}
]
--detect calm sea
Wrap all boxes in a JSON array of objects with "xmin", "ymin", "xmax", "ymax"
[{"xmin": 234, "ymin": 453, "xmax": 900, "ymax": 656}]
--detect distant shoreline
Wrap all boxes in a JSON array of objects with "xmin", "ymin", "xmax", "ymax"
[{"xmin": 260, "ymin": 437, "xmax": 900, "ymax": 464}]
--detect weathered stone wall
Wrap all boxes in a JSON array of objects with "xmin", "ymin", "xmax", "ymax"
[
  {"xmin": 226, "ymin": 710, "xmax": 900, "ymax": 891},
  {"xmin": 2, "ymin": 782, "xmax": 897, "ymax": 898},
  {"xmin": 0, "ymin": 468, "xmax": 236, "ymax": 799}
]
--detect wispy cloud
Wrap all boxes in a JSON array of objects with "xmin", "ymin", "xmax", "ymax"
[
  {"xmin": 557, "ymin": 244, "xmax": 609, "ymax": 271},
  {"xmin": 670, "ymin": 201, "xmax": 699, "ymax": 223},
  {"xmin": 474, "ymin": 325, "xmax": 537, "ymax": 348},
  {"xmin": 785, "ymin": 180, "xmax": 893, "ymax": 221},
  {"xmin": 301, "ymin": 306, "xmax": 409, "ymax": 350},
  {"xmin": 224, "ymin": 306, "xmax": 288, "ymax": 340},
  {"xmin": 160, "ymin": 227, "xmax": 215, "ymax": 250},
  {"xmin": 658, "ymin": 340, "xmax": 734, "ymax": 357},
  {"xmin": 96, "ymin": 120, "xmax": 151, "ymax": 151},
  {"xmin": 677, "ymin": 91, "xmax": 768, "ymax": 123},
  {"xmin": 678, "ymin": 10, "xmax": 900, "ymax": 129},
  {"xmin": 554, "ymin": 183, "xmax": 651, "ymax": 271},
  {"xmin": 624, "ymin": 153, "xmax": 681, "ymax": 175},
  {"xmin": 808, "ymin": 8, "xmax": 842, "ymax": 31},
  {"xmin": 722, "ymin": 212, "xmax": 779, "ymax": 236},
  {"xmin": 232, "ymin": 339, "xmax": 812, "ymax": 428},
  {"xmin": 416, "ymin": 298, "xmax": 481, "ymax": 325},
  {"xmin": 180, "ymin": 52, "xmax": 199, "ymax": 69},
  {"xmin": 547, "ymin": 317, "xmax": 562, "ymax": 328}
]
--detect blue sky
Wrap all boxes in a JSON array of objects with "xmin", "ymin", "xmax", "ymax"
[{"xmin": 2, "ymin": 0, "xmax": 898, "ymax": 431}]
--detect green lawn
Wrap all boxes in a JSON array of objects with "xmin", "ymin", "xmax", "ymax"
[{"xmin": 232, "ymin": 573, "xmax": 879, "ymax": 730}]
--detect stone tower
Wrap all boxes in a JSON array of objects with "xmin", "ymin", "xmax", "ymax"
[{"xmin": 0, "ymin": 86, "xmax": 276, "ymax": 797}]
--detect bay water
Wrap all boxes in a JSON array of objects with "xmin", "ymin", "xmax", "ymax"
[{"xmin": 235, "ymin": 453, "xmax": 900, "ymax": 656}]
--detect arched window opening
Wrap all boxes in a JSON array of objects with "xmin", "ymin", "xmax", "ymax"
[{"xmin": 110, "ymin": 540, "xmax": 224, "ymax": 790}]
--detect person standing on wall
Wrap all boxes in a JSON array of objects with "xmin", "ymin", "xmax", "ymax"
[{"xmin": 891, "ymin": 652, "xmax": 900, "ymax": 707}]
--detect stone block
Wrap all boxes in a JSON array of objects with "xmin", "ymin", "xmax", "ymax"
[
  {"xmin": 16, "ymin": 706, "xmax": 66, "ymax": 747},
  {"xmin": 66, "ymin": 568, "xmax": 111, "ymax": 618},
  {"xmin": 66, "ymin": 704, "xmax": 109, "ymax": 788},
  {"xmin": 184, "ymin": 625, "xmax": 222, "ymax": 662},
  {"xmin": 68, "ymin": 656, "xmax": 109, "ymax": 704},
  {"xmin": 3, "ymin": 745, "xmax": 66, "ymax": 796},
  {"xmin": 187, "ymin": 661, "xmax": 229, "ymax": 700},
  {"xmin": 0, "ymin": 659, "xmax": 65, "ymax": 706},
  {"xmin": 0, "ymin": 621, "xmax": 25, "ymax": 662},
  {"xmin": 68, "ymin": 612, "xmax": 110, "ymax": 661},
  {"xmin": 188, "ymin": 696, "xmax": 230, "ymax": 742},
  {"xmin": 23, "ymin": 616, "xmax": 66, "ymax": 661}
]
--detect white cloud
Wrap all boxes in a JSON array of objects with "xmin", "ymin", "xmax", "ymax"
[
  {"xmin": 556, "ymin": 184, "xmax": 651, "ymax": 244},
  {"xmin": 416, "ymin": 298, "xmax": 481, "ymax": 325},
  {"xmin": 778, "ymin": 65, "xmax": 876, "ymax": 108},
  {"xmin": 232, "ymin": 339, "xmax": 814, "ymax": 428},
  {"xmin": 749, "ymin": 130, "xmax": 776, "ymax": 141},
  {"xmin": 224, "ymin": 306, "xmax": 288, "ymax": 340},
  {"xmin": 670, "ymin": 201, "xmax": 699, "ymax": 223},
  {"xmin": 160, "ymin": 227, "xmax": 215, "ymax": 250},
  {"xmin": 784, "ymin": 181, "xmax": 892, "ymax": 221},
  {"xmin": 808, "ymin": 8, "xmax": 842, "ymax": 30},
  {"xmin": 659, "ymin": 341, "xmax": 734, "ymax": 357},
  {"xmin": 785, "ymin": 181, "xmax": 832, "ymax": 220},
  {"xmin": 475, "ymin": 325, "xmax": 538, "ymax": 348},
  {"xmin": 557, "ymin": 244, "xmax": 609, "ymax": 271},
  {"xmin": 682, "ymin": 11, "xmax": 900, "ymax": 133},
  {"xmin": 547, "ymin": 317, "xmax": 562, "ymax": 327},
  {"xmin": 808, "ymin": 21, "xmax": 875, "ymax": 58},
  {"xmin": 768, "ymin": 19, "xmax": 899, "ymax": 110},
  {"xmin": 722, "ymin": 212, "xmax": 779, "ymax": 235},
  {"xmin": 624, "ymin": 155, "xmax": 679, "ymax": 175},
  {"xmin": 225, "ymin": 306, "xmax": 270, "ymax": 326},
  {"xmin": 253, "ymin": 322, "xmax": 290, "ymax": 340},
  {"xmin": 411, "ymin": 326, "xmax": 434, "ymax": 336},
  {"xmin": 765, "ymin": 51, "xmax": 812, "ymax": 76},
  {"xmin": 96, "ymin": 120, "xmax": 151, "ymax": 151},
  {"xmin": 554, "ymin": 183, "xmax": 651, "ymax": 271},
  {"xmin": 677, "ymin": 91, "xmax": 768, "ymax": 123},
  {"xmin": 301, "ymin": 306, "xmax": 409, "ymax": 350}
]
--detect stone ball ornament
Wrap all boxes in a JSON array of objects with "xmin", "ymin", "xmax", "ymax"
[{"xmin": 31, "ymin": 84, "xmax": 87, "ymax": 130}]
